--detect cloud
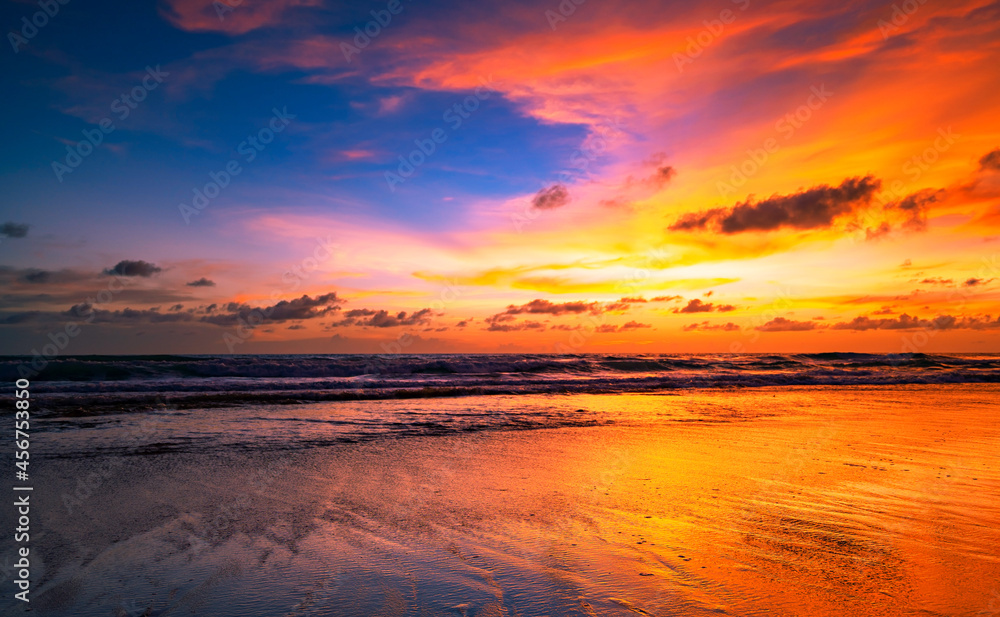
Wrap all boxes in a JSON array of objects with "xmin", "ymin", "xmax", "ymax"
[
  {"xmin": 824, "ymin": 313, "xmax": 1000, "ymax": 331},
  {"xmin": 13, "ymin": 268, "xmax": 91, "ymax": 285},
  {"xmin": 670, "ymin": 176, "xmax": 881, "ymax": 234},
  {"xmin": 103, "ymin": 260, "xmax": 162, "ymax": 278},
  {"xmin": 619, "ymin": 320, "xmax": 651, "ymax": 330},
  {"xmin": 963, "ymin": 277, "xmax": 994, "ymax": 287},
  {"xmin": 0, "ymin": 311, "xmax": 46, "ymax": 325},
  {"xmin": 756, "ymin": 317, "xmax": 820, "ymax": 332},
  {"xmin": 673, "ymin": 299, "xmax": 736, "ymax": 314},
  {"xmin": 484, "ymin": 319, "xmax": 546, "ymax": 332},
  {"xmin": 980, "ymin": 148, "xmax": 1000, "ymax": 171},
  {"xmin": 531, "ymin": 184, "xmax": 570, "ymax": 210},
  {"xmin": 202, "ymin": 293, "xmax": 343, "ymax": 326},
  {"xmin": 650, "ymin": 165, "xmax": 676, "ymax": 187},
  {"xmin": 0, "ymin": 222, "xmax": 29, "ymax": 238},
  {"xmin": 865, "ymin": 221, "xmax": 892, "ymax": 241},
  {"xmin": 591, "ymin": 321, "xmax": 652, "ymax": 333},
  {"xmin": 683, "ymin": 321, "xmax": 740, "ymax": 332},
  {"xmin": 499, "ymin": 299, "xmax": 600, "ymax": 316},
  {"xmin": 64, "ymin": 304, "xmax": 196, "ymax": 324},
  {"xmin": 918, "ymin": 277, "xmax": 954, "ymax": 285},
  {"xmin": 186, "ymin": 277, "xmax": 216, "ymax": 287},
  {"xmin": 888, "ymin": 188, "xmax": 944, "ymax": 232},
  {"xmin": 329, "ymin": 307, "xmax": 435, "ymax": 328},
  {"xmin": 159, "ymin": 0, "xmax": 320, "ymax": 35}
]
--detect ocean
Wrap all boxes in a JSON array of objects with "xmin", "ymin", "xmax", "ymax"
[{"xmin": 3, "ymin": 354, "xmax": 999, "ymax": 615}]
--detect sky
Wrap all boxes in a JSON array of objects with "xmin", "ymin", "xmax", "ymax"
[{"xmin": 1, "ymin": 0, "xmax": 999, "ymax": 354}]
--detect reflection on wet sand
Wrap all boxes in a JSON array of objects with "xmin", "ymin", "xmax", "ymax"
[{"xmin": 8, "ymin": 385, "xmax": 999, "ymax": 616}]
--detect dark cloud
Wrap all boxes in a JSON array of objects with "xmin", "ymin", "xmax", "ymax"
[
  {"xmin": 670, "ymin": 175, "xmax": 881, "ymax": 234},
  {"xmin": 619, "ymin": 320, "xmax": 652, "ymax": 331},
  {"xmin": 963, "ymin": 277, "xmax": 994, "ymax": 287},
  {"xmin": 22, "ymin": 270, "xmax": 52, "ymax": 284},
  {"xmin": 825, "ymin": 313, "xmax": 1000, "ymax": 331},
  {"xmin": 669, "ymin": 209, "xmax": 722, "ymax": 232},
  {"xmin": 485, "ymin": 297, "xmax": 662, "ymax": 330},
  {"xmin": 865, "ymin": 221, "xmax": 892, "ymax": 241},
  {"xmin": 485, "ymin": 319, "xmax": 546, "ymax": 332},
  {"xmin": 756, "ymin": 317, "xmax": 820, "ymax": 332},
  {"xmin": 501, "ymin": 299, "xmax": 599, "ymax": 316},
  {"xmin": 103, "ymin": 260, "xmax": 162, "ymax": 277},
  {"xmin": 0, "ymin": 311, "xmax": 45, "ymax": 324},
  {"xmin": 15, "ymin": 268, "xmax": 91, "ymax": 285},
  {"xmin": 361, "ymin": 309, "xmax": 434, "ymax": 328},
  {"xmin": 918, "ymin": 277, "xmax": 954, "ymax": 285},
  {"xmin": 201, "ymin": 293, "xmax": 343, "ymax": 326},
  {"xmin": 0, "ymin": 267, "xmax": 90, "ymax": 289},
  {"xmin": 980, "ymin": 148, "xmax": 1000, "ymax": 171},
  {"xmin": 647, "ymin": 165, "xmax": 676, "ymax": 188},
  {"xmin": 683, "ymin": 321, "xmax": 740, "ymax": 332},
  {"xmin": 0, "ymin": 222, "xmax": 29, "ymax": 238},
  {"xmin": 594, "ymin": 321, "xmax": 652, "ymax": 333},
  {"xmin": 604, "ymin": 299, "xmax": 642, "ymax": 311},
  {"xmin": 531, "ymin": 184, "xmax": 570, "ymax": 210},
  {"xmin": 605, "ymin": 296, "xmax": 681, "ymax": 309},
  {"xmin": 829, "ymin": 314, "xmax": 941, "ymax": 331},
  {"xmin": 186, "ymin": 277, "xmax": 216, "ymax": 287},
  {"xmin": 65, "ymin": 304, "xmax": 196, "ymax": 324},
  {"xmin": 329, "ymin": 307, "xmax": 435, "ymax": 328},
  {"xmin": 888, "ymin": 188, "xmax": 943, "ymax": 232},
  {"xmin": 673, "ymin": 299, "xmax": 736, "ymax": 314}
]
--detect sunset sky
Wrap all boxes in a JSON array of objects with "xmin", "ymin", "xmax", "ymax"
[{"xmin": 2, "ymin": 0, "xmax": 999, "ymax": 354}]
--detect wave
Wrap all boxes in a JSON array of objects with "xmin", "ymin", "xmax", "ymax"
[
  {"xmin": 3, "ymin": 352, "xmax": 997, "ymax": 415},
  {"xmin": 5, "ymin": 352, "xmax": 998, "ymax": 382}
]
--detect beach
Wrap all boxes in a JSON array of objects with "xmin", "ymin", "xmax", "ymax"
[{"xmin": 6, "ymin": 381, "xmax": 999, "ymax": 616}]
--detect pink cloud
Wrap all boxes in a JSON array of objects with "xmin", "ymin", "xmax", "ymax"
[{"xmin": 159, "ymin": 0, "xmax": 321, "ymax": 35}]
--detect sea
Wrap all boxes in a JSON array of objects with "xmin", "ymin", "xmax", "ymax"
[{"xmin": 6, "ymin": 352, "xmax": 1000, "ymax": 456}]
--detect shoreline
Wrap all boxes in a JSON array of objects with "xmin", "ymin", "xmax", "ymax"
[{"xmin": 4, "ymin": 384, "xmax": 999, "ymax": 615}]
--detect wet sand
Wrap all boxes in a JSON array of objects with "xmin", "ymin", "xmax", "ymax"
[{"xmin": 8, "ymin": 385, "xmax": 1000, "ymax": 616}]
